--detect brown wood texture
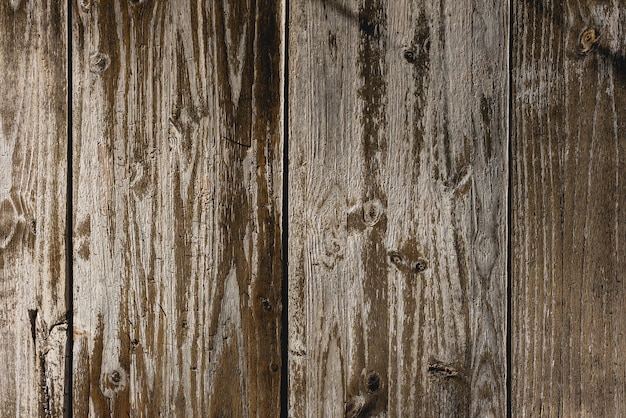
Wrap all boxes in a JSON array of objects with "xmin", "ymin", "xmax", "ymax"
[
  {"xmin": 511, "ymin": 1, "xmax": 626, "ymax": 416},
  {"xmin": 0, "ymin": 1, "xmax": 68, "ymax": 416},
  {"xmin": 287, "ymin": 0, "xmax": 508, "ymax": 416},
  {"xmin": 71, "ymin": 0, "xmax": 283, "ymax": 415},
  {"xmin": 2, "ymin": 0, "xmax": 625, "ymax": 415}
]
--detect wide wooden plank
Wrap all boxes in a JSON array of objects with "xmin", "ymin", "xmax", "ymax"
[
  {"xmin": 288, "ymin": 0, "xmax": 508, "ymax": 416},
  {"xmin": 71, "ymin": 0, "xmax": 283, "ymax": 415},
  {"xmin": 512, "ymin": 1, "xmax": 626, "ymax": 416},
  {"xmin": 0, "ymin": 1, "xmax": 68, "ymax": 416}
]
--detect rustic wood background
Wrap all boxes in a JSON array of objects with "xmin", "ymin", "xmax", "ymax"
[{"xmin": 0, "ymin": 0, "xmax": 623, "ymax": 417}]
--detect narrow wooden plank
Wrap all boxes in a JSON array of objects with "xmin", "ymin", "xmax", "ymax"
[
  {"xmin": 512, "ymin": 1, "xmax": 626, "ymax": 416},
  {"xmin": 71, "ymin": 0, "xmax": 283, "ymax": 415},
  {"xmin": 0, "ymin": 1, "xmax": 68, "ymax": 416},
  {"xmin": 288, "ymin": 0, "xmax": 508, "ymax": 415}
]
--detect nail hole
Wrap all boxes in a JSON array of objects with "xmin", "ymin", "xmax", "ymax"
[
  {"xmin": 270, "ymin": 363, "xmax": 279, "ymax": 372},
  {"xmin": 365, "ymin": 371, "xmax": 382, "ymax": 393},
  {"xmin": 414, "ymin": 258, "xmax": 428, "ymax": 273}
]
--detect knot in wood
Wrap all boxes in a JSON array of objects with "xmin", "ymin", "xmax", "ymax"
[
  {"xmin": 321, "ymin": 226, "xmax": 344, "ymax": 268},
  {"xmin": 403, "ymin": 47, "xmax": 416, "ymax": 63},
  {"xmin": 580, "ymin": 28, "xmax": 598, "ymax": 53},
  {"xmin": 102, "ymin": 368, "xmax": 127, "ymax": 397},
  {"xmin": 365, "ymin": 371, "xmax": 382, "ymax": 393},
  {"xmin": 414, "ymin": 258, "xmax": 428, "ymax": 273},
  {"xmin": 362, "ymin": 199, "xmax": 383, "ymax": 226},
  {"xmin": 110, "ymin": 370, "xmax": 122, "ymax": 384},
  {"xmin": 78, "ymin": 0, "xmax": 91, "ymax": 12},
  {"xmin": 89, "ymin": 52, "xmax": 110, "ymax": 74},
  {"xmin": 388, "ymin": 251, "xmax": 403, "ymax": 266}
]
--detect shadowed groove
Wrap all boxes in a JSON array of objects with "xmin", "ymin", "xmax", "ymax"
[{"xmin": 64, "ymin": 0, "xmax": 74, "ymax": 416}]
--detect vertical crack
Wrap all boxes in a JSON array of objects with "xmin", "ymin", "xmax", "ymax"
[
  {"xmin": 506, "ymin": 0, "xmax": 513, "ymax": 417},
  {"xmin": 64, "ymin": 0, "xmax": 74, "ymax": 416},
  {"xmin": 28, "ymin": 308, "xmax": 38, "ymax": 349},
  {"xmin": 41, "ymin": 352, "xmax": 52, "ymax": 418},
  {"xmin": 280, "ymin": 0, "xmax": 289, "ymax": 416}
]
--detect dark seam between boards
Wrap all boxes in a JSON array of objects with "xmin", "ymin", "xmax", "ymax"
[
  {"xmin": 506, "ymin": 0, "xmax": 513, "ymax": 417},
  {"xmin": 280, "ymin": 1, "xmax": 290, "ymax": 416},
  {"xmin": 64, "ymin": 0, "xmax": 74, "ymax": 417}
]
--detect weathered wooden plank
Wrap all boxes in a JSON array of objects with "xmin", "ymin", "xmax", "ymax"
[
  {"xmin": 512, "ymin": 1, "xmax": 626, "ymax": 416},
  {"xmin": 71, "ymin": 0, "xmax": 283, "ymax": 415},
  {"xmin": 288, "ymin": 0, "xmax": 508, "ymax": 416},
  {"xmin": 0, "ymin": 1, "xmax": 68, "ymax": 416}
]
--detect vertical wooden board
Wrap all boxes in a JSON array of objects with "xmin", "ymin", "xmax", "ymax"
[
  {"xmin": 512, "ymin": 1, "xmax": 626, "ymax": 416},
  {"xmin": 0, "ymin": 1, "xmax": 68, "ymax": 416},
  {"xmin": 71, "ymin": 0, "xmax": 283, "ymax": 415},
  {"xmin": 288, "ymin": 0, "xmax": 508, "ymax": 416}
]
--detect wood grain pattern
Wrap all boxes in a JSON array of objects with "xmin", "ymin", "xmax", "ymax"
[
  {"xmin": 5, "ymin": 1, "xmax": 624, "ymax": 415},
  {"xmin": 512, "ymin": 1, "xmax": 626, "ymax": 416},
  {"xmin": 287, "ymin": 0, "xmax": 508, "ymax": 416},
  {"xmin": 0, "ymin": 1, "xmax": 68, "ymax": 416},
  {"xmin": 71, "ymin": 0, "xmax": 283, "ymax": 415}
]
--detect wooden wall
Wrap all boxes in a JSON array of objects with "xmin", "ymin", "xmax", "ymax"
[
  {"xmin": 71, "ymin": 0, "xmax": 283, "ymax": 415},
  {"xmin": 0, "ymin": 0, "xmax": 623, "ymax": 417},
  {"xmin": 512, "ymin": 1, "xmax": 626, "ymax": 416},
  {"xmin": 0, "ymin": 1, "xmax": 68, "ymax": 416},
  {"xmin": 287, "ymin": 0, "xmax": 508, "ymax": 416}
]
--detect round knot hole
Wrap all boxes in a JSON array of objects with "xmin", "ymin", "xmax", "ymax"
[
  {"xmin": 110, "ymin": 370, "xmax": 121, "ymax": 384},
  {"xmin": 403, "ymin": 48, "xmax": 416, "ymax": 63},
  {"xmin": 414, "ymin": 258, "xmax": 428, "ymax": 273},
  {"xmin": 102, "ymin": 369, "xmax": 127, "ymax": 397}
]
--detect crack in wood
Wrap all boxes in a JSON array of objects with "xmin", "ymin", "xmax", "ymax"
[{"xmin": 427, "ymin": 361, "xmax": 462, "ymax": 380}]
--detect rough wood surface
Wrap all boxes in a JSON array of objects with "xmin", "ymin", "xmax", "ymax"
[
  {"xmin": 288, "ymin": 0, "xmax": 508, "ymax": 416},
  {"xmin": 511, "ymin": 1, "xmax": 626, "ymax": 416},
  {"xmin": 0, "ymin": 1, "xmax": 68, "ymax": 416},
  {"xmin": 71, "ymin": 0, "xmax": 283, "ymax": 415}
]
